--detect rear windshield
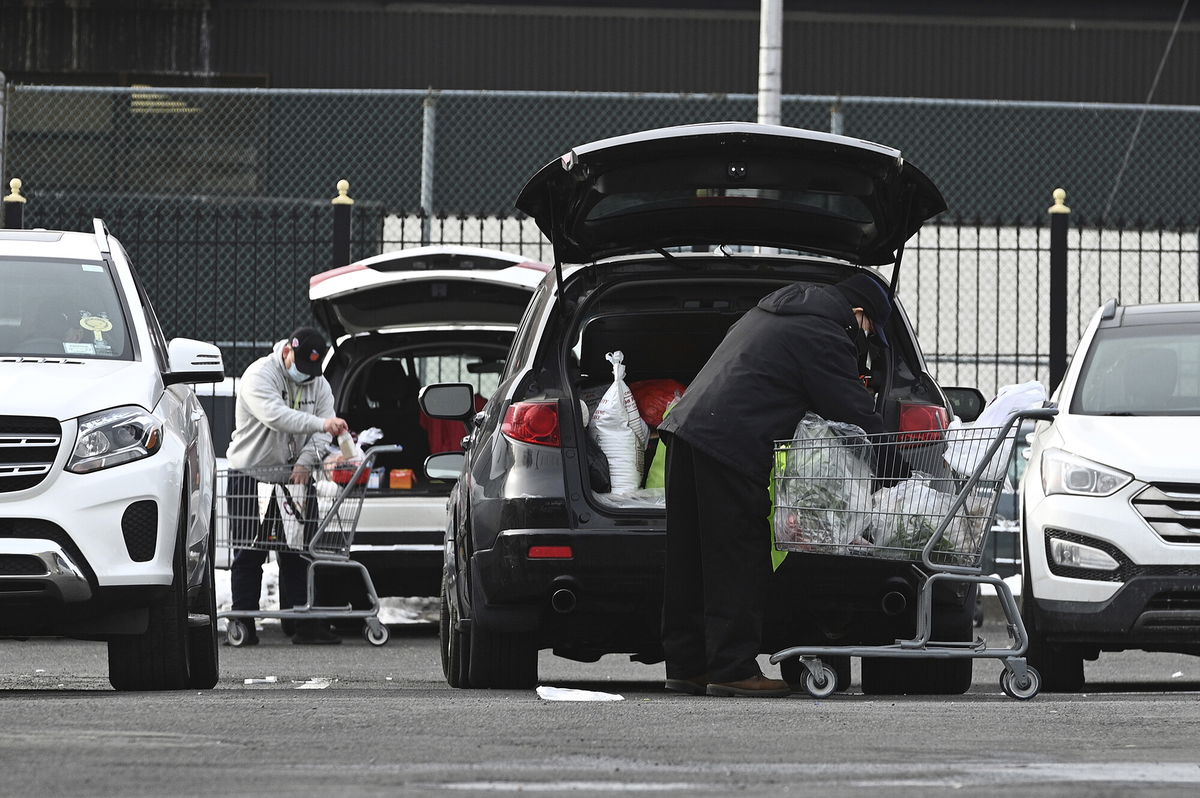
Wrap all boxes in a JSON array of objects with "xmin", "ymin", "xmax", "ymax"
[
  {"xmin": 1072, "ymin": 322, "xmax": 1200, "ymax": 415},
  {"xmin": 0, "ymin": 257, "xmax": 132, "ymax": 360}
]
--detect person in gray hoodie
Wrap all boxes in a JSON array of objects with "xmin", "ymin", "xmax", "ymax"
[{"xmin": 227, "ymin": 327, "xmax": 349, "ymax": 645}]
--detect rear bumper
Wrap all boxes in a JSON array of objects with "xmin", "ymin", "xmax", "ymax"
[
  {"xmin": 469, "ymin": 527, "xmax": 666, "ymax": 650},
  {"xmin": 466, "ymin": 527, "xmax": 974, "ymax": 654}
]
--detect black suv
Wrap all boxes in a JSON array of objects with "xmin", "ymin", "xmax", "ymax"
[{"xmin": 422, "ymin": 122, "xmax": 980, "ymax": 692}]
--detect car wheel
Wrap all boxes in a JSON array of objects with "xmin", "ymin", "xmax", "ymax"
[
  {"xmin": 185, "ymin": 504, "xmax": 220, "ymax": 689},
  {"xmin": 468, "ymin": 621, "xmax": 537, "ymax": 689},
  {"xmin": 780, "ymin": 655, "xmax": 851, "ymax": 693},
  {"xmin": 108, "ymin": 496, "xmax": 193, "ymax": 691},
  {"xmin": 440, "ymin": 574, "xmax": 471, "ymax": 688},
  {"xmin": 465, "ymin": 577, "xmax": 537, "ymax": 689},
  {"xmin": 861, "ymin": 590, "xmax": 975, "ymax": 695},
  {"xmin": 1020, "ymin": 562, "xmax": 1085, "ymax": 693}
]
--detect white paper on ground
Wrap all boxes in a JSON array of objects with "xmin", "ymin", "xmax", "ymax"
[{"xmin": 536, "ymin": 685, "xmax": 624, "ymax": 701}]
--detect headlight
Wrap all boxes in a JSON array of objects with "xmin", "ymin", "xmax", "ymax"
[
  {"xmin": 67, "ymin": 406, "xmax": 163, "ymax": 474},
  {"xmin": 1040, "ymin": 448, "xmax": 1131, "ymax": 497}
]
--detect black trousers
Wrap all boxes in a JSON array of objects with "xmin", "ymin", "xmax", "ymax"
[
  {"xmin": 660, "ymin": 434, "xmax": 772, "ymax": 684},
  {"xmin": 227, "ymin": 471, "xmax": 309, "ymax": 612}
]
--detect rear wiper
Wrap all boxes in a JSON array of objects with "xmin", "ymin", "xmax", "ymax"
[{"xmin": 655, "ymin": 247, "xmax": 675, "ymax": 260}]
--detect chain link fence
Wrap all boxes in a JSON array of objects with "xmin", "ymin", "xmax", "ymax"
[
  {"xmin": 2, "ymin": 83, "xmax": 1199, "ymax": 394},
  {"xmin": 6, "ymin": 85, "xmax": 1200, "ymax": 223}
]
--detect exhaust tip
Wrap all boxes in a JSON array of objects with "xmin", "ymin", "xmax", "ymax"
[
  {"xmin": 881, "ymin": 590, "xmax": 908, "ymax": 616},
  {"xmin": 550, "ymin": 588, "xmax": 577, "ymax": 614}
]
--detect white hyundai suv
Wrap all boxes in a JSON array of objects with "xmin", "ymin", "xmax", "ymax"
[
  {"xmin": 1022, "ymin": 298, "xmax": 1200, "ymax": 691},
  {"xmin": 0, "ymin": 221, "xmax": 225, "ymax": 691}
]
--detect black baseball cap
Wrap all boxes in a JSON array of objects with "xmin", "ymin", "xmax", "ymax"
[
  {"xmin": 287, "ymin": 326, "xmax": 327, "ymax": 376},
  {"xmin": 833, "ymin": 274, "xmax": 892, "ymax": 346}
]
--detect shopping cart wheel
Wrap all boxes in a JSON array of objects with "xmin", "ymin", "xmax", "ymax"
[
  {"xmin": 226, "ymin": 619, "xmax": 250, "ymax": 648},
  {"xmin": 803, "ymin": 663, "xmax": 839, "ymax": 699},
  {"xmin": 363, "ymin": 620, "xmax": 390, "ymax": 647},
  {"xmin": 1000, "ymin": 666, "xmax": 1041, "ymax": 700}
]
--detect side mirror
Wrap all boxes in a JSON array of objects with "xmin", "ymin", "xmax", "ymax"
[
  {"xmin": 942, "ymin": 386, "xmax": 986, "ymax": 423},
  {"xmin": 425, "ymin": 451, "xmax": 465, "ymax": 482},
  {"xmin": 419, "ymin": 383, "xmax": 476, "ymax": 420},
  {"xmin": 164, "ymin": 338, "xmax": 224, "ymax": 385}
]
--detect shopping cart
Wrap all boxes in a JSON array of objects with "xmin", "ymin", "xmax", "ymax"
[
  {"xmin": 768, "ymin": 406, "xmax": 1057, "ymax": 700},
  {"xmin": 215, "ymin": 445, "xmax": 403, "ymax": 647}
]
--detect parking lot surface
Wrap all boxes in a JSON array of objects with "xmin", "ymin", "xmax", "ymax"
[{"xmin": 2, "ymin": 612, "xmax": 1199, "ymax": 797}]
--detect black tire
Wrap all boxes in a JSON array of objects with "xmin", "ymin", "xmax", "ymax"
[
  {"xmin": 185, "ymin": 504, "xmax": 220, "ymax": 689},
  {"xmin": 108, "ymin": 496, "xmax": 194, "ymax": 691},
  {"xmin": 468, "ymin": 623, "xmax": 537, "ymax": 689},
  {"xmin": 466, "ymin": 584, "xmax": 537, "ymax": 689},
  {"xmin": 781, "ymin": 656, "xmax": 851, "ymax": 693},
  {"xmin": 440, "ymin": 574, "xmax": 470, "ymax": 688},
  {"xmin": 1020, "ymin": 563, "xmax": 1085, "ymax": 693},
  {"xmin": 861, "ymin": 590, "xmax": 976, "ymax": 695}
]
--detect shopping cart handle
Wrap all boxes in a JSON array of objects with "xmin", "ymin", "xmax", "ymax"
[{"xmin": 1014, "ymin": 404, "xmax": 1058, "ymax": 422}]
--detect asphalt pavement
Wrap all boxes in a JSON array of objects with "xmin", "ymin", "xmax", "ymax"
[{"xmin": 1, "ymin": 613, "xmax": 1199, "ymax": 797}]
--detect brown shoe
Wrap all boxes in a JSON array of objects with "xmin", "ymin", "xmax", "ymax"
[
  {"xmin": 706, "ymin": 674, "xmax": 791, "ymax": 697},
  {"xmin": 664, "ymin": 674, "xmax": 709, "ymax": 695}
]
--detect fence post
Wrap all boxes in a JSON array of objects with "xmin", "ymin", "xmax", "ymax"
[
  {"xmin": 1048, "ymin": 187, "xmax": 1071, "ymax": 392},
  {"xmin": 331, "ymin": 178, "xmax": 354, "ymax": 268},
  {"xmin": 3, "ymin": 177, "xmax": 25, "ymax": 229},
  {"xmin": 420, "ymin": 89, "xmax": 436, "ymax": 246}
]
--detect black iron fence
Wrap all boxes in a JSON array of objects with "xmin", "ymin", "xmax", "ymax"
[{"xmin": 4, "ymin": 183, "xmax": 1198, "ymax": 398}]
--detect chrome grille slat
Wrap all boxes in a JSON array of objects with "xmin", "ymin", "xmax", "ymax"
[
  {"xmin": 0, "ymin": 416, "xmax": 62, "ymax": 492},
  {"xmin": 0, "ymin": 464, "xmax": 54, "ymax": 477},
  {"xmin": 0, "ymin": 435, "xmax": 60, "ymax": 447},
  {"xmin": 1135, "ymin": 483, "xmax": 1200, "ymax": 544}
]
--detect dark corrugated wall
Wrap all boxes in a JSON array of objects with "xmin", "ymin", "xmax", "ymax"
[{"xmin": 3, "ymin": 3, "xmax": 1198, "ymax": 104}]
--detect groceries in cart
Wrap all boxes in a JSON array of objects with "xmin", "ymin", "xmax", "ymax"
[
  {"xmin": 774, "ymin": 413, "xmax": 874, "ymax": 553},
  {"xmin": 773, "ymin": 412, "xmax": 1008, "ymax": 564},
  {"xmin": 869, "ymin": 475, "xmax": 989, "ymax": 566}
]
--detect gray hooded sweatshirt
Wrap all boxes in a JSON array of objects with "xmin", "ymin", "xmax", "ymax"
[{"xmin": 226, "ymin": 339, "xmax": 336, "ymax": 475}]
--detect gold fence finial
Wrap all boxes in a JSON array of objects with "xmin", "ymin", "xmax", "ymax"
[
  {"xmin": 3, "ymin": 178, "xmax": 26, "ymax": 203},
  {"xmin": 331, "ymin": 179, "xmax": 354, "ymax": 206},
  {"xmin": 1048, "ymin": 187, "xmax": 1070, "ymax": 214}
]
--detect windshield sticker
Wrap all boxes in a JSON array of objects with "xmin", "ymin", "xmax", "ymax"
[
  {"xmin": 79, "ymin": 315, "xmax": 113, "ymax": 342},
  {"xmin": 63, "ymin": 342, "xmax": 96, "ymax": 355},
  {"xmin": 81, "ymin": 263, "xmax": 104, "ymax": 272}
]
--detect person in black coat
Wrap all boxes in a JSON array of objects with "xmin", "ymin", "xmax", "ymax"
[{"xmin": 656, "ymin": 272, "xmax": 892, "ymax": 697}]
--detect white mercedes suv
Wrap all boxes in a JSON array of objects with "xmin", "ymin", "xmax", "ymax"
[
  {"xmin": 1022, "ymin": 299, "xmax": 1200, "ymax": 691},
  {"xmin": 0, "ymin": 221, "xmax": 225, "ymax": 691}
]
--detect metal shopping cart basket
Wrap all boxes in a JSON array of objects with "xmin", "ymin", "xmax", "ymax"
[
  {"xmin": 768, "ymin": 407, "xmax": 1057, "ymax": 700},
  {"xmin": 215, "ymin": 445, "xmax": 403, "ymax": 647}
]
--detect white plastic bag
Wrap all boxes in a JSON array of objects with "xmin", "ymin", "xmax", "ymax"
[
  {"xmin": 944, "ymin": 380, "xmax": 1047, "ymax": 481},
  {"xmin": 871, "ymin": 476, "xmax": 987, "ymax": 564},
  {"xmin": 588, "ymin": 351, "xmax": 649, "ymax": 495},
  {"xmin": 257, "ymin": 482, "xmax": 311, "ymax": 548}
]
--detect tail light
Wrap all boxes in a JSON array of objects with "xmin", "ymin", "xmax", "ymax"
[
  {"xmin": 898, "ymin": 402, "xmax": 950, "ymax": 444},
  {"xmin": 502, "ymin": 400, "xmax": 561, "ymax": 446}
]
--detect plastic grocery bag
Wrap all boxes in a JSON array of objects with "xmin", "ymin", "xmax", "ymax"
[
  {"xmin": 870, "ymin": 476, "xmax": 986, "ymax": 565},
  {"xmin": 773, "ymin": 413, "xmax": 873, "ymax": 553},
  {"xmin": 588, "ymin": 351, "xmax": 649, "ymax": 495},
  {"xmin": 944, "ymin": 380, "xmax": 1046, "ymax": 480},
  {"xmin": 256, "ymin": 482, "xmax": 317, "ymax": 549}
]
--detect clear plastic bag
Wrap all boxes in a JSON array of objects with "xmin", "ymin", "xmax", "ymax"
[
  {"xmin": 870, "ymin": 475, "xmax": 987, "ymax": 565},
  {"xmin": 774, "ymin": 412, "xmax": 873, "ymax": 552}
]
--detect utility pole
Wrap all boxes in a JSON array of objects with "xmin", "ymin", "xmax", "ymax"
[{"xmin": 758, "ymin": 0, "xmax": 782, "ymax": 125}]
